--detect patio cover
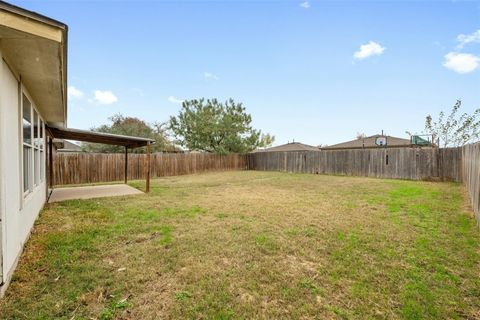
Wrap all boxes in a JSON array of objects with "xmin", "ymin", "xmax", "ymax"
[
  {"xmin": 46, "ymin": 126, "xmax": 155, "ymax": 148},
  {"xmin": 46, "ymin": 126, "xmax": 155, "ymax": 192}
]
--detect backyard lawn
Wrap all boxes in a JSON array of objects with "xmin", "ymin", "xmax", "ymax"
[{"xmin": 1, "ymin": 171, "xmax": 479, "ymax": 319}]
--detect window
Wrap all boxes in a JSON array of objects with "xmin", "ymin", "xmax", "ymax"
[
  {"xmin": 33, "ymin": 109, "xmax": 39, "ymax": 186},
  {"xmin": 22, "ymin": 94, "xmax": 32, "ymax": 193},
  {"xmin": 40, "ymin": 120, "xmax": 45, "ymax": 182},
  {"xmin": 22, "ymin": 91, "xmax": 45, "ymax": 196}
]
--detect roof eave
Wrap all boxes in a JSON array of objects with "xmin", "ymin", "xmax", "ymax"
[
  {"xmin": 0, "ymin": 1, "xmax": 68, "ymax": 127},
  {"xmin": 0, "ymin": 1, "xmax": 67, "ymax": 29}
]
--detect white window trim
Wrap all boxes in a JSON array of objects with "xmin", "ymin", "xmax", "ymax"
[
  {"xmin": 21, "ymin": 90, "xmax": 33, "ymax": 197},
  {"xmin": 20, "ymin": 86, "xmax": 45, "ymax": 202},
  {"xmin": 33, "ymin": 109, "xmax": 39, "ymax": 187},
  {"xmin": 32, "ymin": 110, "xmax": 44, "ymax": 187},
  {"xmin": 40, "ymin": 122, "xmax": 45, "ymax": 183}
]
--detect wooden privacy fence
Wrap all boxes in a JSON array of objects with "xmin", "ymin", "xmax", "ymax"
[
  {"xmin": 461, "ymin": 143, "xmax": 480, "ymax": 225},
  {"xmin": 247, "ymin": 146, "xmax": 480, "ymax": 225},
  {"xmin": 54, "ymin": 146, "xmax": 480, "ymax": 225},
  {"xmin": 247, "ymin": 148, "xmax": 462, "ymax": 182},
  {"xmin": 53, "ymin": 152, "xmax": 247, "ymax": 185}
]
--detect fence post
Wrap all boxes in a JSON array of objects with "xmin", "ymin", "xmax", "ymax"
[
  {"xmin": 146, "ymin": 142, "xmax": 151, "ymax": 193},
  {"xmin": 124, "ymin": 146, "xmax": 128, "ymax": 184}
]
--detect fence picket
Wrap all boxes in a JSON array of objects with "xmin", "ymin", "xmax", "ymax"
[{"xmin": 53, "ymin": 153, "xmax": 247, "ymax": 185}]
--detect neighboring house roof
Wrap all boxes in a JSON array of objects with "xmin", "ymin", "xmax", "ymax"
[
  {"xmin": 253, "ymin": 142, "xmax": 320, "ymax": 152},
  {"xmin": 0, "ymin": 1, "xmax": 68, "ymax": 127},
  {"xmin": 323, "ymin": 134, "xmax": 413, "ymax": 150},
  {"xmin": 58, "ymin": 140, "xmax": 82, "ymax": 152},
  {"xmin": 187, "ymin": 150, "xmax": 210, "ymax": 154}
]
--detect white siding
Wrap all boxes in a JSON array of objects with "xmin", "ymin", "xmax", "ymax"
[
  {"xmin": 0, "ymin": 48, "xmax": 47, "ymax": 289},
  {"xmin": 0, "ymin": 48, "xmax": 4, "ymax": 284}
]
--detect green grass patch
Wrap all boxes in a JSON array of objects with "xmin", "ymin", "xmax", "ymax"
[{"xmin": 0, "ymin": 171, "xmax": 478, "ymax": 319}]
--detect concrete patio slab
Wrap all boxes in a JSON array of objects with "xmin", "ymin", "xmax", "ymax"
[{"xmin": 48, "ymin": 184, "xmax": 143, "ymax": 203}]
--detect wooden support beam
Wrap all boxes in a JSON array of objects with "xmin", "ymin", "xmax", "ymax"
[
  {"xmin": 47, "ymin": 126, "xmax": 154, "ymax": 148},
  {"xmin": 124, "ymin": 146, "xmax": 128, "ymax": 184},
  {"xmin": 48, "ymin": 137, "xmax": 53, "ymax": 188},
  {"xmin": 146, "ymin": 142, "xmax": 151, "ymax": 193}
]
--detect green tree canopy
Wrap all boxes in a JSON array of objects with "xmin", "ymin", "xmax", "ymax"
[
  {"xmin": 425, "ymin": 100, "xmax": 480, "ymax": 148},
  {"xmin": 83, "ymin": 114, "xmax": 177, "ymax": 153},
  {"xmin": 169, "ymin": 98, "xmax": 274, "ymax": 154}
]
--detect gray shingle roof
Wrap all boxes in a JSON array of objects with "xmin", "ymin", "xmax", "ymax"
[
  {"xmin": 253, "ymin": 142, "xmax": 320, "ymax": 152},
  {"xmin": 323, "ymin": 135, "xmax": 412, "ymax": 150}
]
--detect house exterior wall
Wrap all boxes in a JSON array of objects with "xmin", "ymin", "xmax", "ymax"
[{"xmin": 0, "ymin": 48, "xmax": 47, "ymax": 295}]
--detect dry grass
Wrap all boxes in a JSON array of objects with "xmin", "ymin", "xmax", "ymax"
[{"xmin": 1, "ymin": 171, "xmax": 479, "ymax": 319}]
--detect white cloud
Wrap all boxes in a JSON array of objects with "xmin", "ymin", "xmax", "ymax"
[
  {"xmin": 456, "ymin": 29, "xmax": 480, "ymax": 49},
  {"xmin": 443, "ymin": 52, "xmax": 480, "ymax": 74},
  {"xmin": 168, "ymin": 96, "xmax": 184, "ymax": 104},
  {"xmin": 204, "ymin": 72, "xmax": 219, "ymax": 80},
  {"xmin": 67, "ymin": 86, "xmax": 84, "ymax": 100},
  {"xmin": 300, "ymin": 1, "xmax": 310, "ymax": 9},
  {"xmin": 93, "ymin": 90, "xmax": 118, "ymax": 105},
  {"xmin": 353, "ymin": 41, "xmax": 386, "ymax": 60}
]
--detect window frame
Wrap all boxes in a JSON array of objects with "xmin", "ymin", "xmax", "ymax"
[
  {"xmin": 22, "ymin": 92, "xmax": 33, "ymax": 196},
  {"xmin": 33, "ymin": 108, "xmax": 39, "ymax": 187},
  {"xmin": 40, "ymin": 120, "xmax": 45, "ymax": 183},
  {"xmin": 21, "ymin": 87, "xmax": 45, "ymax": 199}
]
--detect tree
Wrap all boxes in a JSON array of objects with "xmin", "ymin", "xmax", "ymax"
[
  {"xmin": 83, "ymin": 114, "xmax": 177, "ymax": 153},
  {"xmin": 425, "ymin": 100, "xmax": 480, "ymax": 148},
  {"xmin": 356, "ymin": 132, "xmax": 366, "ymax": 140},
  {"xmin": 169, "ymin": 98, "xmax": 274, "ymax": 154}
]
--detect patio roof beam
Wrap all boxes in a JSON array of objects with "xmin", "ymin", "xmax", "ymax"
[{"xmin": 46, "ymin": 126, "xmax": 155, "ymax": 148}]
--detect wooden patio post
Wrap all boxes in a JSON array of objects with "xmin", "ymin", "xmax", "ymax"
[
  {"xmin": 124, "ymin": 146, "xmax": 128, "ymax": 184},
  {"xmin": 146, "ymin": 142, "xmax": 151, "ymax": 193},
  {"xmin": 49, "ymin": 137, "xmax": 53, "ymax": 188}
]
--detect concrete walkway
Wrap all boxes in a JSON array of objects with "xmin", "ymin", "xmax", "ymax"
[{"xmin": 48, "ymin": 184, "xmax": 143, "ymax": 203}]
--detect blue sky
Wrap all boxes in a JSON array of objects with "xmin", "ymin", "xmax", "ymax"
[{"xmin": 12, "ymin": 0, "xmax": 480, "ymax": 146}]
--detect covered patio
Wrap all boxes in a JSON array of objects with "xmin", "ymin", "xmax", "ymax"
[{"xmin": 46, "ymin": 126, "xmax": 155, "ymax": 201}]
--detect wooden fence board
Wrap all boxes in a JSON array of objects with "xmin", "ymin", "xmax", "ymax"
[
  {"xmin": 247, "ymin": 146, "xmax": 477, "ymax": 225},
  {"xmin": 247, "ymin": 148, "xmax": 462, "ymax": 182},
  {"xmin": 54, "ymin": 146, "xmax": 480, "ymax": 225},
  {"xmin": 461, "ymin": 143, "xmax": 480, "ymax": 225},
  {"xmin": 53, "ymin": 153, "xmax": 247, "ymax": 185}
]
